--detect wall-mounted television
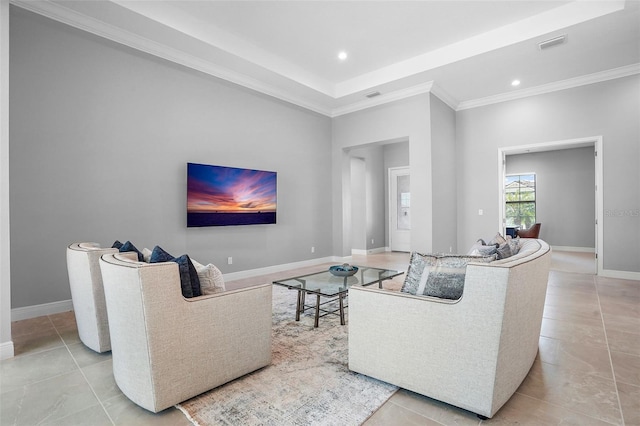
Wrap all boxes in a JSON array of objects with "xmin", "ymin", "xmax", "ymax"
[{"xmin": 187, "ymin": 162, "xmax": 277, "ymax": 227}]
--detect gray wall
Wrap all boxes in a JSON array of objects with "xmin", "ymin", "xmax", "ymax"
[
  {"xmin": 9, "ymin": 8, "xmax": 333, "ymax": 308},
  {"xmin": 430, "ymin": 94, "xmax": 458, "ymax": 254},
  {"xmin": 506, "ymin": 147, "xmax": 596, "ymax": 249},
  {"xmin": 457, "ymin": 75, "xmax": 640, "ymax": 273},
  {"xmin": 348, "ymin": 145, "xmax": 385, "ymax": 251}
]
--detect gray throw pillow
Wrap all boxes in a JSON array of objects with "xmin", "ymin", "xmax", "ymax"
[
  {"xmin": 401, "ymin": 253, "xmax": 494, "ymax": 300},
  {"xmin": 496, "ymin": 242, "xmax": 513, "ymax": 260}
]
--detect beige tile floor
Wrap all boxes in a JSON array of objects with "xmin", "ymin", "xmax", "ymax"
[{"xmin": 1, "ymin": 251, "xmax": 638, "ymax": 425}]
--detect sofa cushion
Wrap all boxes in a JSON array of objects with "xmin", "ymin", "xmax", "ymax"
[
  {"xmin": 402, "ymin": 253, "xmax": 494, "ymax": 300},
  {"xmin": 149, "ymin": 246, "xmax": 201, "ymax": 298},
  {"xmin": 191, "ymin": 259, "xmax": 226, "ymax": 295},
  {"xmin": 119, "ymin": 241, "xmax": 144, "ymax": 262}
]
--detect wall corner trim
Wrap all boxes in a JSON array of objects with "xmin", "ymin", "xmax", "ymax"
[{"xmin": 0, "ymin": 341, "xmax": 14, "ymax": 360}]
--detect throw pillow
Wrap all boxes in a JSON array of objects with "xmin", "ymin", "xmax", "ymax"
[
  {"xmin": 174, "ymin": 254, "xmax": 202, "ymax": 298},
  {"xmin": 150, "ymin": 245, "xmax": 174, "ymax": 263},
  {"xmin": 149, "ymin": 246, "xmax": 201, "ymax": 298},
  {"xmin": 401, "ymin": 252, "xmax": 436, "ymax": 295},
  {"xmin": 496, "ymin": 242, "xmax": 513, "ymax": 260},
  {"xmin": 119, "ymin": 241, "xmax": 144, "ymax": 262},
  {"xmin": 401, "ymin": 253, "xmax": 494, "ymax": 300},
  {"xmin": 467, "ymin": 238, "xmax": 498, "ymax": 257},
  {"xmin": 191, "ymin": 259, "xmax": 226, "ymax": 294},
  {"xmin": 489, "ymin": 233, "xmax": 507, "ymax": 246},
  {"xmin": 141, "ymin": 247, "xmax": 152, "ymax": 263},
  {"xmin": 112, "ymin": 240, "xmax": 123, "ymax": 249},
  {"xmin": 507, "ymin": 238, "xmax": 520, "ymax": 256},
  {"xmin": 423, "ymin": 255, "xmax": 494, "ymax": 300}
]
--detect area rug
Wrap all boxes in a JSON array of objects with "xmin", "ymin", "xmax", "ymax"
[{"xmin": 177, "ymin": 285, "xmax": 398, "ymax": 426}]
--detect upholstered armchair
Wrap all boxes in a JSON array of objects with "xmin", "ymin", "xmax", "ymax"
[
  {"xmin": 516, "ymin": 223, "xmax": 541, "ymax": 239},
  {"xmin": 99, "ymin": 253, "xmax": 273, "ymax": 413},
  {"xmin": 66, "ymin": 242, "xmax": 118, "ymax": 353}
]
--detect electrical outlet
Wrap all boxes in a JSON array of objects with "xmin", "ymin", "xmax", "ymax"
[
  {"xmin": 478, "ymin": 209, "xmax": 484, "ymax": 216},
  {"xmin": 227, "ymin": 257, "xmax": 233, "ymax": 265},
  {"xmin": 311, "ymin": 246, "xmax": 315, "ymax": 253}
]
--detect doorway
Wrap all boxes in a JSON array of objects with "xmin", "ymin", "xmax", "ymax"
[
  {"xmin": 498, "ymin": 136, "xmax": 603, "ymax": 275},
  {"xmin": 389, "ymin": 167, "xmax": 411, "ymax": 252}
]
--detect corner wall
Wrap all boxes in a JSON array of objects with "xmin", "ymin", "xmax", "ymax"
[
  {"xmin": 1, "ymin": 0, "xmax": 13, "ymax": 359},
  {"xmin": 430, "ymin": 94, "xmax": 457, "ymax": 253}
]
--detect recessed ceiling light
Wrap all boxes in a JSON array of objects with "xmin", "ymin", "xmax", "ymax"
[
  {"xmin": 511, "ymin": 80, "xmax": 521, "ymax": 87},
  {"xmin": 338, "ymin": 51, "xmax": 348, "ymax": 61}
]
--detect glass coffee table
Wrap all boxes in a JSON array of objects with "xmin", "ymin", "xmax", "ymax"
[{"xmin": 273, "ymin": 266, "xmax": 403, "ymax": 327}]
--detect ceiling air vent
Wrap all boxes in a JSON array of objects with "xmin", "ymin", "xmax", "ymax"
[
  {"xmin": 538, "ymin": 34, "xmax": 567, "ymax": 50},
  {"xmin": 365, "ymin": 91, "xmax": 381, "ymax": 98}
]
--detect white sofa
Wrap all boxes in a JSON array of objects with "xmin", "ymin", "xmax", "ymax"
[
  {"xmin": 348, "ymin": 239, "xmax": 551, "ymax": 419},
  {"xmin": 66, "ymin": 242, "xmax": 118, "ymax": 353},
  {"xmin": 99, "ymin": 252, "xmax": 272, "ymax": 413}
]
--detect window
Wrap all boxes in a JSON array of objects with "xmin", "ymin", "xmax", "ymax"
[{"xmin": 505, "ymin": 174, "xmax": 536, "ymax": 229}]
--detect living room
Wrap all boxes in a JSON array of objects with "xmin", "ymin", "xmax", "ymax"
[{"xmin": 0, "ymin": 1, "xmax": 639, "ymax": 424}]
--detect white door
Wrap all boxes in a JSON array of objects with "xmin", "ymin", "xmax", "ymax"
[{"xmin": 389, "ymin": 167, "xmax": 410, "ymax": 252}]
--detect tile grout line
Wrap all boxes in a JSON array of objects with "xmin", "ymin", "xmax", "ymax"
[
  {"xmin": 592, "ymin": 276, "xmax": 626, "ymax": 426},
  {"xmin": 382, "ymin": 399, "xmax": 464, "ymax": 426},
  {"xmin": 512, "ymin": 390, "xmax": 620, "ymax": 426},
  {"xmin": 47, "ymin": 314, "xmax": 117, "ymax": 426}
]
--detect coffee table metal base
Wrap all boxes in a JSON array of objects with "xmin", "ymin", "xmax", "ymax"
[{"xmin": 295, "ymin": 290, "xmax": 346, "ymax": 327}]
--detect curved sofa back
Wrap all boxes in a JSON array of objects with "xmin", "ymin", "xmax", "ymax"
[{"xmin": 348, "ymin": 238, "xmax": 552, "ymax": 418}]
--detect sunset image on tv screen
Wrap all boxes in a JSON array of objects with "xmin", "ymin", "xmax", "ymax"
[{"xmin": 187, "ymin": 163, "xmax": 277, "ymax": 227}]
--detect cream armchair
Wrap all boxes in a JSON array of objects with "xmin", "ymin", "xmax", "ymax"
[
  {"xmin": 99, "ymin": 253, "xmax": 272, "ymax": 413},
  {"xmin": 66, "ymin": 242, "xmax": 118, "ymax": 353}
]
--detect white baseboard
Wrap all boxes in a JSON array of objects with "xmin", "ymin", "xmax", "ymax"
[
  {"xmin": 0, "ymin": 341, "xmax": 14, "ymax": 360},
  {"xmin": 11, "ymin": 299, "xmax": 73, "ymax": 322},
  {"xmin": 351, "ymin": 247, "xmax": 387, "ymax": 255},
  {"xmin": 551, "ymin": 246, "xmax": 596, "ymax": 253},
  {"xmin": 600, "ymin": 269, "xmax": 640, "ymax": 281},
  {"xmin": 223, "ymin": 256, "xmax": 344, "ymax": 282}
]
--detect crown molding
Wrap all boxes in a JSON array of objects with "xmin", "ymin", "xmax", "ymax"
[
  {"xmin": 429, "ymin": 83, "xmax": 459, "ymax": 111},
  {"xmin": 331, "ymin": 82, "xmax": 436, "ymax": 117},
  {"xmin": 457, "ymin": 63, "xmax": 640, "ymax": 111},
  {"xmin": 10, "ymin": 1, "xmax": 639, "ymax": 118},
  {"xmin": 11, "ymin": 0, "xmax": 334, "ymax": 116}
]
